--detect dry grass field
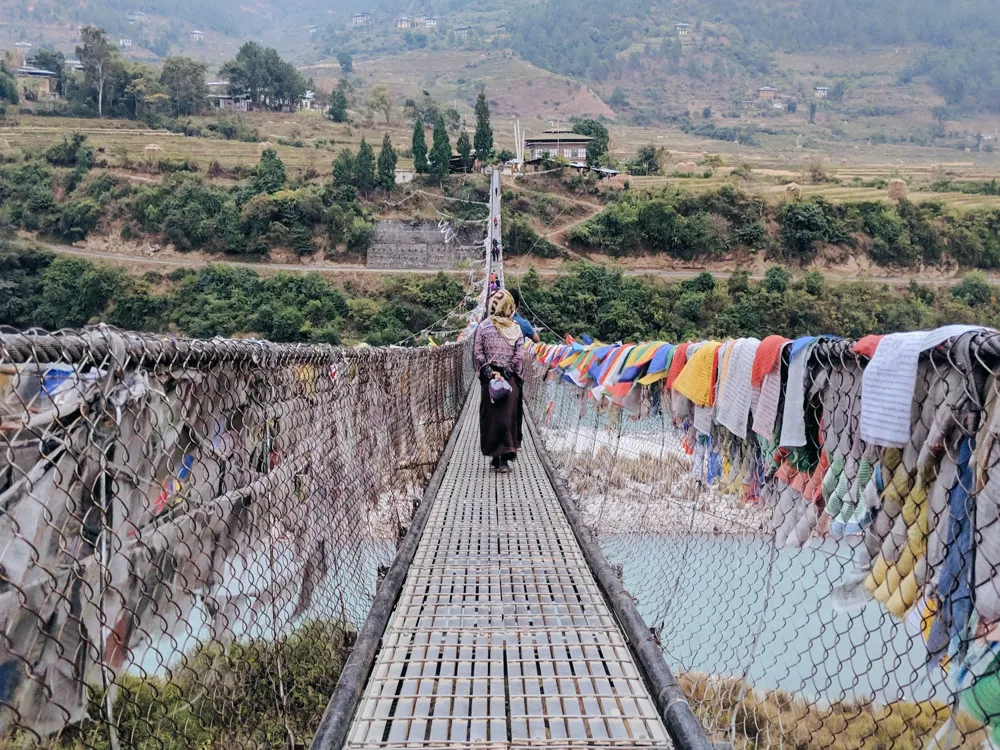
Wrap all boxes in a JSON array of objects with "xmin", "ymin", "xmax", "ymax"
[{"xmin": 2, "ymin": 110, "xmax": 999, "ymax": 213}]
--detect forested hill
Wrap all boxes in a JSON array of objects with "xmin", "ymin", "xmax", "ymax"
[
  {"xmin": 6, "ymin": 0, "xmax": 998, "ymax": 113},
  {"xmin": 505, "ymin": 0, "xmax": 999, "ymax": 111}
]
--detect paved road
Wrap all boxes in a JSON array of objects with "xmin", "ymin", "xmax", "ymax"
[{"xmin": 37, "ymin": 241, "xmax": 977, "ymax": 286}]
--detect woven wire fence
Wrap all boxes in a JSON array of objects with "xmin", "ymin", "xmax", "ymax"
[
  {"xmin": 0, "ymin": 325, "xmax": 473, "ymax": 749},
  {"xmin": 523, "ymin": 333, "xmax": 1000, "ymax": 750}
]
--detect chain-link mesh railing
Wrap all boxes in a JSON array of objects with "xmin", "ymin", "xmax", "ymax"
[
  {"xmin": 0, "ymin": 325, "xmax": 473, "ymax": 749},
  {"xmin": 524, "ymin": 331, "xmax": 1000, "ymax": 749}
]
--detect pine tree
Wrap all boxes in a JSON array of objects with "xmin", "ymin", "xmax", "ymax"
[
  {"xmin": 328, "ymin": 80, "xmax": 349, "ymax": 122},
  {"xmin": 430, "ymin": 115, "xmax": 451, "ymax": 183},
  {"xmin": 332, "ymin": 148, "xmax": 355, "ymax": 185},
  {"xmin": 456, "ymin": 129, "xmax": 472, "ymax": 172},
  {"xmin": 473, "ymin": 90, "xmax": 493, "ymax": 158},
  {"xmin": 412, "ymin": 118, "xmax": 428, "ymax": 174},
  {"xmin": 354, "ymin": 137, "xmax": 376, "ymax": 193},
  {"xmin": 250, "ymin": 148, "xmax": 286, "ymax": 194},
  {"xmin": 377, "ymin": 132, "xmax": 398, "ymax": 190}
]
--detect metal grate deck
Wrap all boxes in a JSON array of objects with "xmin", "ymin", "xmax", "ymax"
[{"xmin": 345, "ymin": 388, "xmax": 671, "ymax": 749}]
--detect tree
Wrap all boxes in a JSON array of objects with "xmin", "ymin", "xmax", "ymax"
[
  {"xmin": 443, "ymin": 107, "xmax": 461, "ymax": 134},
  {"xmin": 0, "ymin": 71, "xmax": 18, "ymax": 106},
  {"xmin": 932, "ymin": 106, "xmax": 949, "ymax": 132},
  {"xmin": 159, "ymin": 57, "xmax": 208, "ymax": 116},
  {"xmin": 828, "ymin": 80, "xmax": 847, "ymax": 102},
  {"xmin": 702, "ymin": 106, "xmax": 712, "ymax": 119},
  {"xmin": 377, "ymin": 133, "xmax": 398, "ymax": 191},
  {"xmin": 787, "ymin": 100, "xmax": 798, "ymax": 113},
  {"xmin": 572, "ymin": 119, "xmax": 610, "ymax": 166},
  {"xmin": 412, "ymin": 118, "xmax": 428, "ymax": 174},
  {"xmin": 430, "ymin": 115, "xmax": 451, "ymax": 183},
  {"xmin": 124, "ymin": 70, "xmax": 169, "ymax": 120},
  {"xmin": 631, "ymin": 144, "xmax": 662, "ymax": 176},
  {"xmin": 337, "ymin": 51, "xmax": 353, "ymax": 74},
  {"xmin": 809, "ymin": 101, "xmax": 817, "ymax": 124},
  {"xmin": 778, "ymin": 200, "xmax": 830, "ymax": 258},
  {"xmin": 764, "ymin": 266, "xmax": 791, "ymax": 294},
  {"xmin": 31, "ymin": 49, "xmax": 66, "ymax": 96},
  {"xmin": 328, "ymin": 79, "xmax": 349, "ymax": 122},
  {"xmin": 251, "ymin": 149, "xmax": 286, "ymax": 194},
  {"xmin": 332, "ymin": 148, "xmax": 355, "ymax": 185},
  {"xmin": 473, "ymin": 90, "xmax": 493, "ymax": 157},
  {"xmin": 456, "ymin": 129, "xmax": 473, "ymax": 172},
  {"xmin": 222, "ymin": 42, "xmax": 305, "ymax": 110},
  {"xmin": 354, "ymin": 137, "xmax": 376, "ymax": 193},
  {"xmin": 77, "ymin": 26, "xmax": 120, "ymax": 117},
  {"xmin": 367, "ymin": 86, "xmax": 394, "ymax": 124},
  {"xmin": 608, "ymin": 87, "xmax": 629, "ymax": 109}
]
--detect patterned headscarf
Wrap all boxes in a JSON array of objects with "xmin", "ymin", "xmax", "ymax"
[{"xmin": 488, "ymin": 290, "xmax": 522, "ymax": 346}]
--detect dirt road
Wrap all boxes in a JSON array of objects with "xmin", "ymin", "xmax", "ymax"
[{"xmin": 36, "ymin": 241, "xmax": 979, "ymax": 287}]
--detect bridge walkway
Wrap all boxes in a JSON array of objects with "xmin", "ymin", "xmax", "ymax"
[{"xmin": 344, "ymin": 387, "xmax": 672, "ymax": 749}]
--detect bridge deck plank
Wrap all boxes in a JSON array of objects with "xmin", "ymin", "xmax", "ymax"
[{"xmin": 346, "ymin": 387, "xmax": 671, "ymax": 749}]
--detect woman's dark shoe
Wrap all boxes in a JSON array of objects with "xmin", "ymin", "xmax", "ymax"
[
  {"xmin": 498, "ymin": 460, "xmax": 512, "ymax": 474},
  {"xmin": 490, "ymin": 456, "xmax": 500, "ymax": 469}
]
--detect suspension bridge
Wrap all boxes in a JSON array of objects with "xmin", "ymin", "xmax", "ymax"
[{"xmin": 0, "ymin": 168, "xmax": 997, "ymax": 750}]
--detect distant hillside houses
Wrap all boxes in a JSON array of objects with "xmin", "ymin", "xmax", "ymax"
[
  {"xmin": 524, "ymin": 129, "xmax": 591, "ymax": 160},
  {"xmin": 13, "ymin": 42, "xmax": 31, "ymax": 67},
  {"xmin": 351, "ymin": 12, "xmax": 370, "ymax": 25},
  {"xmin": 425, "ymin": 16, "xmax": 438, "ymax": 27},
  {"xmin": 206, "ymin": 81, "xmax": 250, "ymax": 113},
  {"xmin": 190, "ymin": 30, "xmax": 204, "ymax": 41},
  {"xmin": 815, "ymin": 86, "xmax": 828, "ymax": 98},
  {"xmin": 127, "ymin": 11, "xmax": 146, "ymax": 24},
  {"xmin": 396, "ymin": 16, "xmax": 411, "ymax": 29},
  {"xmin": 674, "ymin": 22, "xmax": 691, "ymax": 35},
  {"xmin": 118, "ymin": 38, "xmax": 133, "ymax": 49},
  {"xmin": 15, "ymin": 65, "xmax": 58, "ymax": 101},
  {"xmin": 741, "ymin": 86, "xmax": 794, "ymax": 111},
  {"xmin": 454, "ymin": 26, "xmax": 471, "ymax": 37}
]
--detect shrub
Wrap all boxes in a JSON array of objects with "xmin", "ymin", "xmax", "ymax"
[
  {"xmin": 345, "ymin": 218, "xmax": 374, "ymax": 256},
  {"xmin": 44, "ymin": 133, "xmax": 93, "ymax": 168},
  {"xmin": 49, "ymin": 198, "xmax": 103, "ymax": 241},
  {"xmin": 778, "ymin": 200, "xmax": 830, "ymax": 259}
]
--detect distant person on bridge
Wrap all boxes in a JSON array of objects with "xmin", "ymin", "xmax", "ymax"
[{"xmin": 474, "ymin": 290, "xmax": 524, "ymax": 473}]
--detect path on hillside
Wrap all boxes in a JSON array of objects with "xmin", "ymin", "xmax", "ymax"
[{"xmin": 33, "ymin": 240, "xmax": 981, "ymax": 287}]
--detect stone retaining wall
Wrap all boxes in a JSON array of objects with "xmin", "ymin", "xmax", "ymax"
[{"xmin": 367, "ymin": 221, "xmax": 480, "ymax": 270}]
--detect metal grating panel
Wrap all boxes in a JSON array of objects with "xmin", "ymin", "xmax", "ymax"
[{"xmin": 346, "ymin": 387, "xmax": 671, "ymax": 749}]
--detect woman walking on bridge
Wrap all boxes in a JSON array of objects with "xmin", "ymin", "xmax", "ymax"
[{"xmin": 474, "ymin": 289, "xmax": 524, "ymax": 473}]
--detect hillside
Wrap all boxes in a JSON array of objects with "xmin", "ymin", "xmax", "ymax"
[{"xmin": 0, "ymin": 0, "xmax": 1000, "ymax": 140}]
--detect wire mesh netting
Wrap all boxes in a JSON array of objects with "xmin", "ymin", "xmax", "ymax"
[
  {"xmin": 523, "ymin": 331, "xmax": 1000, "ymax": 750},
  {"xmin": 0, "ymin": 325, "xmax": 473, "ymax": 749}
]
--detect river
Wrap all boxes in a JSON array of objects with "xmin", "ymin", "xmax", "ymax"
[{"xmin": 606, "ymin": 533, "xmax": 949, "ymax": 706}]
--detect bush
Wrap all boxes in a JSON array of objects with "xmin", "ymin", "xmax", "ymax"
[
  {"xmin": 951, "ymin": 271, "xmax": 995, "ymax": 306},
  {"xmin": 49, "ymin": 198, "xmax": 103, "ymax": 241},
  {"xmin": 504, "ymin": 215, "xmax": 560, "ymax": 258},
  {"xmin": 44, "ymin": 133, "xmax": 93, "ymax": 168},
  {"xmin": 778, "ymin": 200, "xmax": 830, "ymax": 259},
  {"xmin": 345, "ymin": 218, "xmax": 374, "ymax": 256},
  {"xmin": 733, "ymin": 220, "xmax": 766, "ymax": 248}
]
